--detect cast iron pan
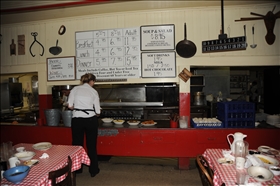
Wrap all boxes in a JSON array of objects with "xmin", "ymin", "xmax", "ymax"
[
  {"xmin": 176, "ymin": 23, "xmax": 197, "ymax": 58},
  {"xmin": 49, "ymin": 40, "xmax": 62, "ymax": 55}
]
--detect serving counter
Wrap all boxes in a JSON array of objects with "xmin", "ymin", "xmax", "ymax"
[{"xmin": 1, "ymin": 121, "xmax": 280, "ymax": 170}]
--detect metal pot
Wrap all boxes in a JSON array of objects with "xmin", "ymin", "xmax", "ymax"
[
  {"xmin": 9, "ymin": 77, "xmax": 19, "ymax": 83},
  {"xmin": 193, "ymin": 92, "xmax": 206, "ymax": 106},
  {"xmin": 176, "ymin": 23, "xmax": 197, "ymax": 58}
]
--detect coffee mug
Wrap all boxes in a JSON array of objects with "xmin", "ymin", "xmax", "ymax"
[
  {"xmin": 8, "ymin": 157, "xmax": 20, "ymax": 168},
  {"xmin": 236, "ymin": 157, "xmax": 245, "ymax": 169}
]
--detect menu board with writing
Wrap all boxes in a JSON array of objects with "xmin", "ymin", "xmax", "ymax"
[
  {"xmin": 141, "ymin": 52, "xmax": 176, "ymax": 78},
  {"xmin": 75, "ymin": 27, "xmax": 140, "ymax": 79},
  {"xmin": 140, "ymin": 24, "xmax": 175, "ymax": 51},
  {"xmin": 47, "ymin": 56, "xmax": 76, "ymax": 81}
]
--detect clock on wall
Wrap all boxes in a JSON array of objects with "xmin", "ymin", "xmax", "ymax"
[{"xmin": 18, "ymin": 35, "xmax": 25, "ymax": 55}]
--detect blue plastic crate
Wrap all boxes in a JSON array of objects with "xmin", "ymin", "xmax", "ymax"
[
  {"xmin": 191, "ymin": 118, "xmax": 224, "ymax": 128},
  {"xmin": 217, "ymin": 101, "xmax": 255, "ymax": 128}
]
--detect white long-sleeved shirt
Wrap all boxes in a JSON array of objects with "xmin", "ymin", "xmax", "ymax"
[{"xmin": 67, "ymin": 83, "xmax": 101, "ymax": 118}]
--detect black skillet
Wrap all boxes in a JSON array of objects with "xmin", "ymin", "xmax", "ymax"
[
  {"xmin": 49, "ymin": 40, "xmax": 62, "ymax": 55},
  {"xmin": 176, "ymin": 23, "xmax": 197, "ymax": 58}
]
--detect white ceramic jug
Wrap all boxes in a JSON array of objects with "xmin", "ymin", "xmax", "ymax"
[
  {"xmin": 8, "ymin": 157, "xmax": 20, "ymax": 168},
  {"xmin": 227, "ymin": 132, "xmax": 247, "ymax": 154}
]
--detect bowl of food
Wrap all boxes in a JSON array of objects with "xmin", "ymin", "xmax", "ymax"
[
  {"xmin": 269, "ymin": 166, "xmax": 280, "ymax": 176},
  {"xmin": 3, "ymin": 165, "xmax": 30, "ymax": 184},
  {"xmin": 14, "ymin": 151, "xmax": 36, "ymax": 161},
  {"xmin": 101, "ymin": 118, "xmax": 113, "ymax": 123},
  {"xmin": 113, "ymin": 119, "xmax": 125, "ymax": 125},
  {"xmin": 247, "ymin": 166, "xmax": 274, "ymax": 182}
]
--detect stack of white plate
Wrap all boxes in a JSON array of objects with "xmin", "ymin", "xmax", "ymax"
[{"xmin": 267, "ymin": 115, "xmax": 280, "ymax": 126}]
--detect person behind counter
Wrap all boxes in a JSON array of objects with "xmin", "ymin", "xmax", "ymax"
[{"xmin": 67, "ymin": 73, "xmax": 101, "ymax": 177}]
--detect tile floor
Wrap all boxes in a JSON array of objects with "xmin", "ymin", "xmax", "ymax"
[{"xmin": 76, "ymin": 157, "xmax": 202, "ymax": 186}]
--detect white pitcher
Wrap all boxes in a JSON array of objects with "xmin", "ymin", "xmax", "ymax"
[
  {"xmin": 8, "ymin": 157, "xmax": 20, "ymax": 168},
  {"xmin": 227, "ymin": 132, "xmax": 247, "ymax": 155}
]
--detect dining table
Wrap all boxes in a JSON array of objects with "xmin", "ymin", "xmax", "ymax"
[
  {"xmin": 1, "ymin": 143, "xmax": 90, "ymax": 186},
  {"xmin": 203, "ymin": 149, "xmax": 280, "ymax": 186}
]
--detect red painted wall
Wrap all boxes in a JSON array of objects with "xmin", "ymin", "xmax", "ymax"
[{"xmin": 38, "ymin": 94, "xmax": 53, "ymax": 125}]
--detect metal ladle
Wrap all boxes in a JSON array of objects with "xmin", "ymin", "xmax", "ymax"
[{"xmin": 250, "ymin": 25, "xmax": 257, "ymax": 48}]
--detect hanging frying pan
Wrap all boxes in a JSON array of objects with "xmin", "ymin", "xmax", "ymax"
[
  {"xmin": 49, "ymin": 39, "xmax": 62, "ymax": 55},
  {"xmin": 176, "ymin": 23, "xmax": 197, "ymax": 58}
]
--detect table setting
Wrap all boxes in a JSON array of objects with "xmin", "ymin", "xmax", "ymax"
[
  {"xmin": 1, "ymin": 142, "xmax": 90, "ymax": 185},
  {"xmin": 203, "ymin": 132, "xmax": 280, "ymax": 186}
]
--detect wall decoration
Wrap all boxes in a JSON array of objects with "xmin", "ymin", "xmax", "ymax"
[
  {"xmin": 18, "ymin": 35, "xmax": 25, "ymax": 55},
  {"xmin": 47, "ymin": 56, "xmax": 76, "ymax": 81}
]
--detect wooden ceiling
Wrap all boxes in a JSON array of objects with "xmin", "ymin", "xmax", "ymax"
[{"xmin": 1, "ymin": 0, "xmax": 277, "ymax": 14}]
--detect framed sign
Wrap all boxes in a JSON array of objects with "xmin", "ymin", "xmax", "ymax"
[
  {"xmin": 47, "ymin": 56, "xmax": 76, "ymax": 81},
  {"xmin": 140, "ymin": 24, "xmax": 175, "ymax": 51},
  {"xmin": 141, "ymin": 51, "xmax": 176, "ymax": 78}
]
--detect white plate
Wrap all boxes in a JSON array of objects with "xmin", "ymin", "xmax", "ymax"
[
  {"xmin": 247, "ymin": 166, "xmax": 274, "ymax": 182},
  {"xmin": 258, "ymin": 146, "xmax": 280, "ymax": 156},
  {"xmin": 127, "ymin": 121, "xmax": 140, "ymax": 126},
  {"xmin": 141, "ymin": 122, "xmax": 157, "ymax": 126},
  {"xmin": 217, "ymin": 158, "xmax": 234, "ymax": 165},
  {"xmin": 113, "ymin": 120, "xmax": 125, "ymax": 125},
  {"xmin": 254, "ymin": 154, "xmax": 279, "ymax": 166},
  {"xmin": 258, "ymin": 145, "xmax": 271, "ymax": 153},
  {"xmin": 33, "ymin": 142, "xmax": 52, "ymax": 151},
  {"xmin": 23, "ymin": 159, "xmax": 39, "ymax": 166}
]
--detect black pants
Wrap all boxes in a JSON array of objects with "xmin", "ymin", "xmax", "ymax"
[{"xmin": 71, "ymin": 116, "xmax": 99, "ymax": 174}]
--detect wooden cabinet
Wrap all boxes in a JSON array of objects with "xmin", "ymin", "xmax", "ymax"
[{"xmin": 1, "ymin": 125, "xmax": 280, "ymax": 169}]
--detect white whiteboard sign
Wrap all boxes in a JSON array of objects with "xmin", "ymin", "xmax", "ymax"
[
  {"xmin": 75, "ymin": 27, "xmax": 140, "ymax": 80},
  {"xmin": 140, "ymin": 24, "xmax": 175, "ymax": 51},
  {"xmin": 47, "ymin": 56, "xmax": 76, "ymax": 81},
  {"xmin": 141, "ymin": 52, "xmax": 176, "ymax": 78}
]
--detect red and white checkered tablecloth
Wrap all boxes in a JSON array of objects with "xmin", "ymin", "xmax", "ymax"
[
  {"xmin": 1, "ymin": 143, "xmax": 90, "ymax": 186},
  {"xmin": 203, "ymin": 149, "xmax": 280, "ymax": 186}
]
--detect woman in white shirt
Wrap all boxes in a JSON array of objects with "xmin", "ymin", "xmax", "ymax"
[{"xmin": 68, "ymin": 73, "xmax": 101, "ymax": 177}]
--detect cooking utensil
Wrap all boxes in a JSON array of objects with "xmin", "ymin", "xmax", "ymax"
[
  {"xmin": 49, "ymin": 39, "xmax": 62, "ymax": 55},
  {"xmin": 250, "ymin": 25, "xmax": 257, "ymax": 48},
  {"xmin": 243, "ymin": 25, "xmax": 247, "ymax": 48},
  {"xmin": 176, "ymin": 23, "xmax": 197, "ymax": 58},
  {"xmin": 29, "ymin": 32, "xmax": 44, "ymax": 57}
]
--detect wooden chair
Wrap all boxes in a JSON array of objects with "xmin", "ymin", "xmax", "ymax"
[
  {"xmin": 196, "ymin": 155, "xmax": 214, "ymax": 186},
  {"xmin": 48, "ymin": 156, "xmax": 75, "ymax": 186}
]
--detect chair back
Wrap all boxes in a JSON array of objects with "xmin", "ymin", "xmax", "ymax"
[
  {"xmin": 196, "ymin": 155, "xmax": 214, "ymax": 186},
  {"xmin": 48, "ymin": 156, "xmax": 74, "ymax": 186}
]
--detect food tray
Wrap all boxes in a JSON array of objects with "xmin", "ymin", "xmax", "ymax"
[
  {"xmin": 217, "ymin": 101, "xmax": 255, "ymax": 128},
  {"xmin": 191, "ymin": 118, "xmax": 223, "ymax": 128}
]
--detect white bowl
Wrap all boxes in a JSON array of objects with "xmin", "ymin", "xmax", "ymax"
[
  {"xmin": 14, "ymin": 151, "xmax": 35, "ymax": 161},
  {"xmin": 101, "ymin": 118, "xmax": 113, "ymax": 123},
  {"xmin": 113, "ymin": 119, "xmax": 125, "ymax": 125},
  {"xmin": 269, "ymin": 166, "xmax": 280, "ymax": 176},
  {"xmin": 247, "ymin": 166, "xmax": 274, "ymax": 182},
  {"xmin": 16, "ymin": 147, "xmax": 25, "ymax": 152}
]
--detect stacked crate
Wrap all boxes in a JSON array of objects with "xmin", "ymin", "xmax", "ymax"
[{"xmin": 217, "ymin": 101, "xmax": 255, "ymax": 128}]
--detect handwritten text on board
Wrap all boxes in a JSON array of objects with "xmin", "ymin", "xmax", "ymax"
[
  {"xmin": 75, "ymin": 28, "xmax": 140, "ymax": 79},
  {"xmin": 47, "ymin": 57, "xmax": 76, "ymax": 81},
  {"xmin": 141, "ymin": 52, "xmax": 176, "ymax": 78}
]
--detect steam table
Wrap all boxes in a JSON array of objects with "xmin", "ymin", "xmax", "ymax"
[
  {"xmin": 1, "ymin": 143, "xmax": 90, "ymax": 186},
  {"xmin": 203, "ymin": 149, "xmax": 280, "ymax": 186}
]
